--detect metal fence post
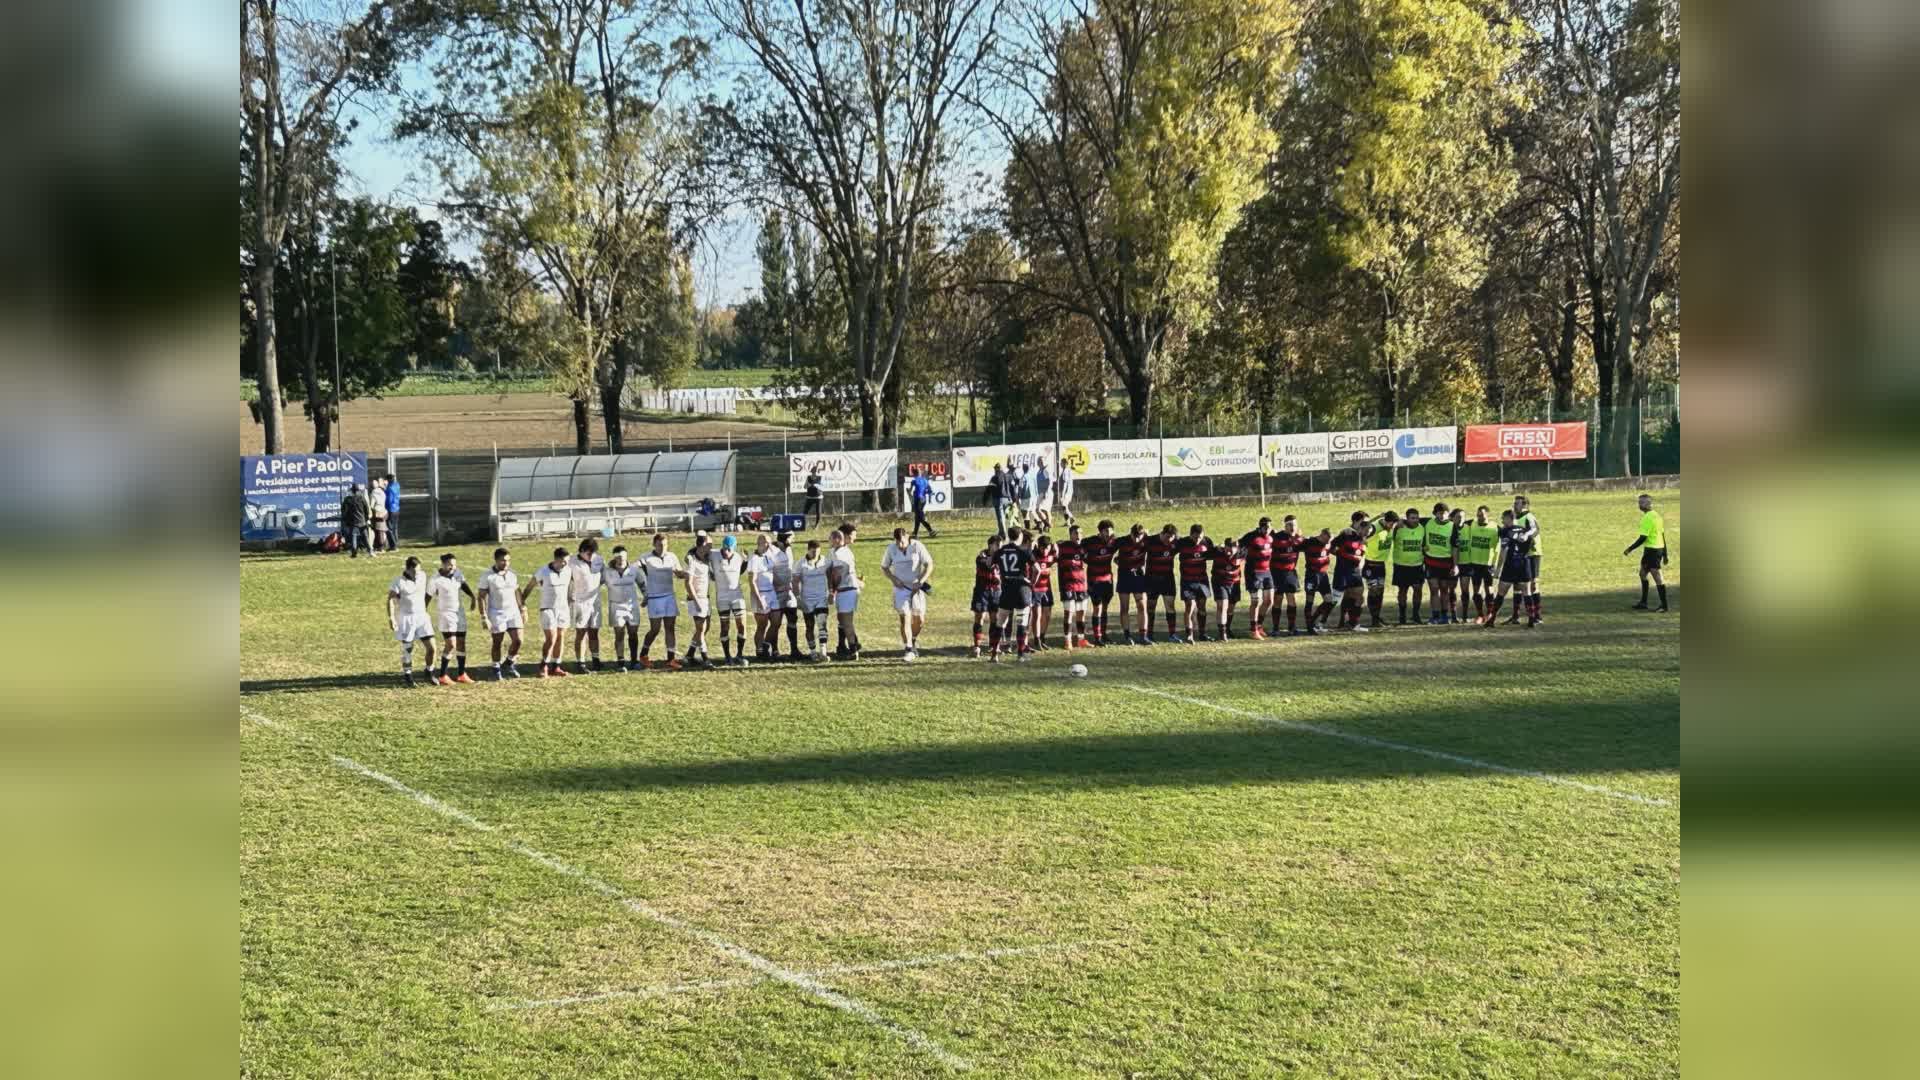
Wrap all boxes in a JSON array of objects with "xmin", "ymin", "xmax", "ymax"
[
  {"xmin": 1543, "ymin": 397, "xmax": 1551, "ymax": 484},
  {"xmin": 1638, "ymin": 394, "xmax": 1646, "ymax": 478},
  {"xmin": 782, "ymin": 430, "xmax": 789, "ymax": 514},
  {"xmin": 838, "ymin": 428, "xmax": 846, "ymax": 520},
  {"xmin": 1206, "ymin": 415, "xmax": 1215, "ymax": 500},
  {"xmin": 1107, "ymin": 416, "xmax": 1114, "ymax": 507},
  {"xmin": 1497, "ymin": 395, "xmax": 1505, "ymax": 486},
  {"xmin": 1306, "ymin": 407, "xmax": 1313, "ymax": 494},
  {"xmin": 1452, "ymin": 413, "xmax": 1458, "ymax": 487},
  {"xmin": 1592, "ymin": 397, "xmax": 1599, "ymax": 480},
  {"xmin": 1257, "ymin": 407, "xmax": 1267, "ymax": 508}
]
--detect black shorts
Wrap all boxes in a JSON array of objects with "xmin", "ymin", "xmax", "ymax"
[
  {"xmin": 999, "ymin": 585, "xmax": 1033, "ymax": 612},
  {"xmin": 1148, "ymin": 575, "xmax": 1176, "ymax": 598},
  {"xmin": 1500, "ymin": 557, "xmax": 1535, "ymax": 585},
  {"xmin": 1425, "ymin": 560, "xmax": 1456, "ymax": 581},
  {"xmin": 1303, "ymin": 571, "xmax": 1331, "ymax": 596},
  {"xmin": 1090, "ymin": 580, "xmax": 1114, "ymax": 604},
  {"xmin": 1332, "ymin": 565, "xmax": 1364, "ymax": 591},
  {"xmin": 1245, "ymin": 570, "xmax": 1274, "ymax": 593},
  {"xmin": 1392, "ymin": 564, "xmax": 1427, "ymax": 588},
  {"xmin": 1212, "ymin": 583, "xmax": 1241, "ymax": 605},
  {"xmin": 1640, "ymin": 548, "xmax": 1667, "ymax": 572},
  {"xmin": 1363, "ymin": 561, "xmax": 1387, "ymax": 588},
  {"xmin": 1461, "ymin": 564, "xmax": 1494, "ymax": 584},
  {"xmin": 970, "ymin": 587, "xmax": 1001, "ymax": 613},
  {"xmin": 1062, "ymin": 588, "xmax": 1089, "ymax": 603},
  {"xmin": 1180, "ymin": 581, "xmax": 1210, "ymax": 604},
  {"xmin": 1118, "ymin": 570, "xmax": 1148, "ymax": 595},
  {"xmin": 1277, "ymin": 569, "xmax": 1300, "ymax": 593},
  {"xmin": 1032, "ymin": 589, "xmax": 1054, "ymax": 609}
]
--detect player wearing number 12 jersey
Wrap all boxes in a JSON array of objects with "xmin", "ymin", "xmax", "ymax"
[{"xmin": 989, "ymin": 529, "xmax": 1035, "ymax": 662}]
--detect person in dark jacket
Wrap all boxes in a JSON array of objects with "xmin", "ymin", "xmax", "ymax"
[
  {"xmin": 984, "ymin": 463, "xmax": 1015, "ymax": 537},
  {"xmin": 909, "ymin": 466, "xmax": 939, "ymax": 539},
  {"xmin": 803, "ymin": 467, "xmax": 824, "ymax": 528},
  {"xmin": 339, "ymin": 484, "xmax": 373, "ymax": 557}
]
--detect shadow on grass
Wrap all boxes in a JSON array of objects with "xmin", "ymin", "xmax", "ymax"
[{"xmin": 479, "ymin": 689, "xmax": 1676, "ymax": 794}]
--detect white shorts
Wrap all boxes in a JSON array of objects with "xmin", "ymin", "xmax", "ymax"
[
  {"xmin": 755, "ymin": 588, "xmax": 778, "ymax": 614},
  {"xmin": 569, "ymin": 599, "xmax": 601, "ymax": 629},
  {"xmin": 609, "ymin": 598, "xmax": 641, "ymax": 627},
  {"xmin": 485, "ymin": 609, "xmax": 523, "ymax": 634},
  {"xmin": 646, "ymin": 594, "xmax": 680, "ymax": 619},
  {"xmin": 686, "ymin": 593, "xmax": 711, "ymax": 619},
  {"xmin": 835, "ymin": 589, "xmax": 860, "ymax": 615},
  {"xmin": 802, "ymin": 593, "xmax": 830, "ymax": 614},
  {"xmin": 394, "ymin": 613, "xmax": 434, "ymax": 642},
  {"xmin": 540, "ymin": 606, "xmax": 570, "ymax": 631},
  {"xmin": 715, "ymin": 593, "xmax": 746, "ymax": 615},
  {"xmin": 777, "ymin": 589, "xmax": 797, "ymax": 611},
  {"xmin": 892, "ymin": 586, "xmax": 926, "ymax": 615},
  {"xmin": 435, "ymin": 609, "xmax": 468, "ymax": 635}
]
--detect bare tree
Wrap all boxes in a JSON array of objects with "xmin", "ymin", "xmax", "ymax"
[
  {"xmin": 703, "ymin": 0, "xmax": 1001, "ymax": 473},
  {"xmin": 241, "ymin": 0, "xmax": 395, "ymax": 454}
]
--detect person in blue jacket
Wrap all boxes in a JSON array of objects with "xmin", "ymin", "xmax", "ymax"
[{"xmin": 383, "ymin": 474, "xmax": 402, "ymax": 546}]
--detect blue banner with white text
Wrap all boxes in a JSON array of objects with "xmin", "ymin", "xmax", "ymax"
[{"xmin": 242, "ymin": 453, "xmax": 367, "ymax": 541}]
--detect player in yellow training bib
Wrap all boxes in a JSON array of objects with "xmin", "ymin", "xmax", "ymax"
[{"xmin": 1622, "ymin": 493, "xmax": 1670, "ymax": 611}]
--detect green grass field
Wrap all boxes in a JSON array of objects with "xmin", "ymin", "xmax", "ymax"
[{"xmin": 241, "ymin": 488, "xmax": 1679, "ymax": 1077}]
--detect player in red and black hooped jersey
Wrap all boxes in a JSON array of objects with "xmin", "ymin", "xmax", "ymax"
[
  {"xmin": 1173, "ymin": 524, "xmax": 1211, "ymax": 643},
  {"xmin": 1239, "ymin": 517, "xmax": 1276, "ymax": 639},
  {"xmin": 1329, "ymin": 512, "xmax": 1372, "ymax": 630},
  {"xmin": 1082, "ymin": 520, "xmax": 1119, "ymax": 645},
  {"xmin": 1115, "ymin": 523, "xmax": 1150, "ymax": 644},
  {"xmin": 1055, "ymin": 524, "xmax": 1091, "ymax": 649},
  {"xmin": 1142, "ymin": 524, "xmax": 1179, "ymax": 643},
  {"xmin": 1208, "ymin": 534, "xmax": 1244, "ymax": 641},
  {"xmin": 988, "ymin": 528, "xmax": 1035, "ymax": 661},
  {"xmin": 969, "ymin": 532, "xmax": 1004, "ymax": 657},
  {"xmin": 1027, "ymin": 534, "xmax": 1057, "ymax": 649},
  {"xmin": 1270, "ymin": 515, "xmax": 1306, "ymax": 635},
  {"xmin": 1300, "ymin": 527, "xmax": 1334, "ymax": 634}
]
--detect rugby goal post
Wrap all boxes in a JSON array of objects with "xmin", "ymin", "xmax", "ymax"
[{"xmin": 385, "ymin": 447, "xmax": 442, "ymax": 542}]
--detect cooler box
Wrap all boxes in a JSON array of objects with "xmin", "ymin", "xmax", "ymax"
[{"xmin": 768, "ymin": 513, "xmax": 808, "ymax": 533}]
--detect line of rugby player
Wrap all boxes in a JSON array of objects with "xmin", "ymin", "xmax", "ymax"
[{"xmin": 969, "ymin": 495, "xmax": 1547, "ymax": 660}]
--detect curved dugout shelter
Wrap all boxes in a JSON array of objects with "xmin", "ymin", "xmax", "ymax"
[{"xmin": 490, "ymin": 451, "xmax": 735, "ymax": 540}]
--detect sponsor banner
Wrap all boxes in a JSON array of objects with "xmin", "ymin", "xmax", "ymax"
[
  {"xmin": 1327, "ymin": 429, "xmax": 1394, "ymax": 469},
  {"xmin": 950, "ymin": 442, "xmax": 1058, "ymax": 487},
  {"xmin": 1391, "ymin": 425, "xmax": 1458, "ymax": 466},
  {"xmin": 1464, "ymin": 423, "xmax": 1588, "ymax": 462},
  {"xmin": 900, "ymin": 478, "xmax": 956, "ymax": 512},
  {"xmin": 1060, "ymin": 438, "xmax": 1161, "ymax": 480},
  {"xmin": 1160, "ymin": 434, "xmax": 1262, "ymax": 477},
  {"xmin": 242, "ymin": 452, "xmax": 367, "ymax": 541},
  {"xmin": 1260, "ymin": 433, "xmax": 1330, "ymax": 475},
  {"xmin": 789, "ymin": 449, "xmax": 899, "ymax": 493}
]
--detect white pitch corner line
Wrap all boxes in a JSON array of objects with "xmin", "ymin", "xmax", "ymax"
[
  {"xmin": 496, "ymin": 940, "xmax": 1120, "ymax": 1012},
  {"xmin": 241, "ymin": 706, "xmax": 973, "ymax": 1072},
  {"xmin": 1121, "ymin": 685, "xmax": 1672, "ymax": 808}
]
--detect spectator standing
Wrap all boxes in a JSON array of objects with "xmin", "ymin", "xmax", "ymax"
[
  {"xmin": 1033, "ymin": 459, "xmax": 1053, "ymax": 531},
  {"xmin": 1055, "ymin": 457, "xmax": 1077, "ymax": 527},
  {"xmin": 370, "ymin": 477, "xmax": 390, "ymax": 553},
  {"xmin": 985, "ymin": 463, "xmax": 1014, "ymax": 537},
  {"xmin": 339, "ymin": 484, "xmax": 372, "ymax": 557},
  {"xmin": 383, "ymin": 474, "xmax": 403, "ymax": 546},
  {"xmin": 909, "ymin": 466, "xmax": 938, "ymax": 539},
  {"xmin": 803, "ymin": 466, "xmax": 825, "ymax": 528}
]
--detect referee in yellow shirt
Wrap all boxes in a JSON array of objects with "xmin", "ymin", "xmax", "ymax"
[{"xmin": 1623, "ymin": 493, "xmax": 1670, "ymax": 611}]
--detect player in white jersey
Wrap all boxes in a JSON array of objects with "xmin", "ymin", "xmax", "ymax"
[
  {"xmin": 602, "ymin": 545, "xmax": 643, "ymax": 670},
  {"xmin": 519, "ymin": 547, "xmax": 574, "ymax": 677},
  {"xmin": 387, "ymin": 556, "xmax": 435, "ymax": 687},
  {"xmin": 747, "ymin": 533, "xmax": 778, "ymax": 661},
  {"xmin": 880, "ymin": 527, "xmax": 934, "ymax": 661},
  {"xmin": 476, "ymin": 547, "xmax": 525, "ymax": 679},
  {"xmin": 769, "ymin": 532, "xmax": 803, "ymax": 661},
  {"xmin": 683, "ymin": 532, "xmax": 714, "ymax": 667},
  {"xmin": 796, "ymin": 538, "xmax": 833, "ymax": 660},
  {"xmin": 425, "ymin": 552, "xmax": 477, "ymax": 684},
  {"xmin": 708, "ymin": 534, "xmax": 750, "ymax": 666},
  {"xmin": 566, "ymin": 537, "xmax": 607, "ymax": 673},
  {"xmin": 637, "ymin": 531, "xmax": 685, "ymax": 669},
  {"xmin": 827, "ymin": 528, "xmax": 863, "ymax": 660}
]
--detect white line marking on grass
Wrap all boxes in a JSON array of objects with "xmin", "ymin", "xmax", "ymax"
[
  {"xmin": 241, "ymin": 706, "xmax": 974, "ymax": 1071},
  {"xmin": 1121, "ymin": 685, "xmax": 1672, "ymax": 808},
  {"xmin": 496, "ymin": 940, "xmax": 1119, "ymax": 1011}
]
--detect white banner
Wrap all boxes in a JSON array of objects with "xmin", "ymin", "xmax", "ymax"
[
  {"xmin": 900, "ymin": 478, "xmax": 956, "ymax": 512},
  {"xmin": 1327, "ymin": 429, "xmax": 1395, "ymax": 469},
  {"xmin": 951, "ymin": 442, "xmax": 1058, "ymax": 487},
  {"xmin": 1160, "ymin": 434, "xmax": 1262, "ymax": 477},
  {"xmin": 1260, "ymin": 432, "xmax": 1330, "ymax": 475},
  {"xmin": 1059, "ymin": 438, "xmax": 1161, "ymax": 480},
  {"xmin": 1391, "ymin": 426, "xmax": 1459, "ymax": 466},
  {"xmin": 789, "ymin": 449, "xmax": 899, "ymax": 493}
]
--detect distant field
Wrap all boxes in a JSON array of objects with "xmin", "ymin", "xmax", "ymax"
[
  {"xmin": 242, "ymin": 488, "xmax": 1680, "ymax": 1077},
  {"xmin": 241, "ymin": 368, "xmax": 784, "ymax": 403}
]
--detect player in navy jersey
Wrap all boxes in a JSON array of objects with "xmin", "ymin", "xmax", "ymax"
[
  {"xmin": 1143, "ymin": 524, "xmax": 1179, "ymax": 643},
  {"xmin": 1056, "ymin": 525, "xmax": 1091, "ymax": 649},
  {"xmin": 989, "ymin": 528, "xmax": 1035, "ymax": 660},
  {"xmin": 1271, "ymin": 516, "xmax": 1305, "ymax": 635},
  {"xmin": 1083, "ymin": 520, "xmax": 1119, "ymax": 645},
  {"xmin": 1239, "ymin": 517, "xmax": 1276, "ymax": 639},
  {"xmin": 1173, "ymin": 524, "xmax": 1211, "ymax": 643},
  {"xmin": 969, "ymin": 533, "xmax": 1003, "ymax": 658},
  {"xmin": 1115, "ymin": 524, "xmax": 1150, "ymax": 644},
  {"xmin": 1028, "ymin": 534, "xmax": 1057, "ymax": 649},
  {"xmin": 1208, "ymin": 534, "xmax": 1244, "ymax": 640},
  {"xmin": 1300, "ymin": 527, "xmax": 1334, "ymax": 634}
]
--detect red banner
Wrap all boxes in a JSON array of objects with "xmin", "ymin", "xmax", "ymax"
[{"xmin": 1464, "ymin": 423, "xmax": 1588, "ymax": 462}]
